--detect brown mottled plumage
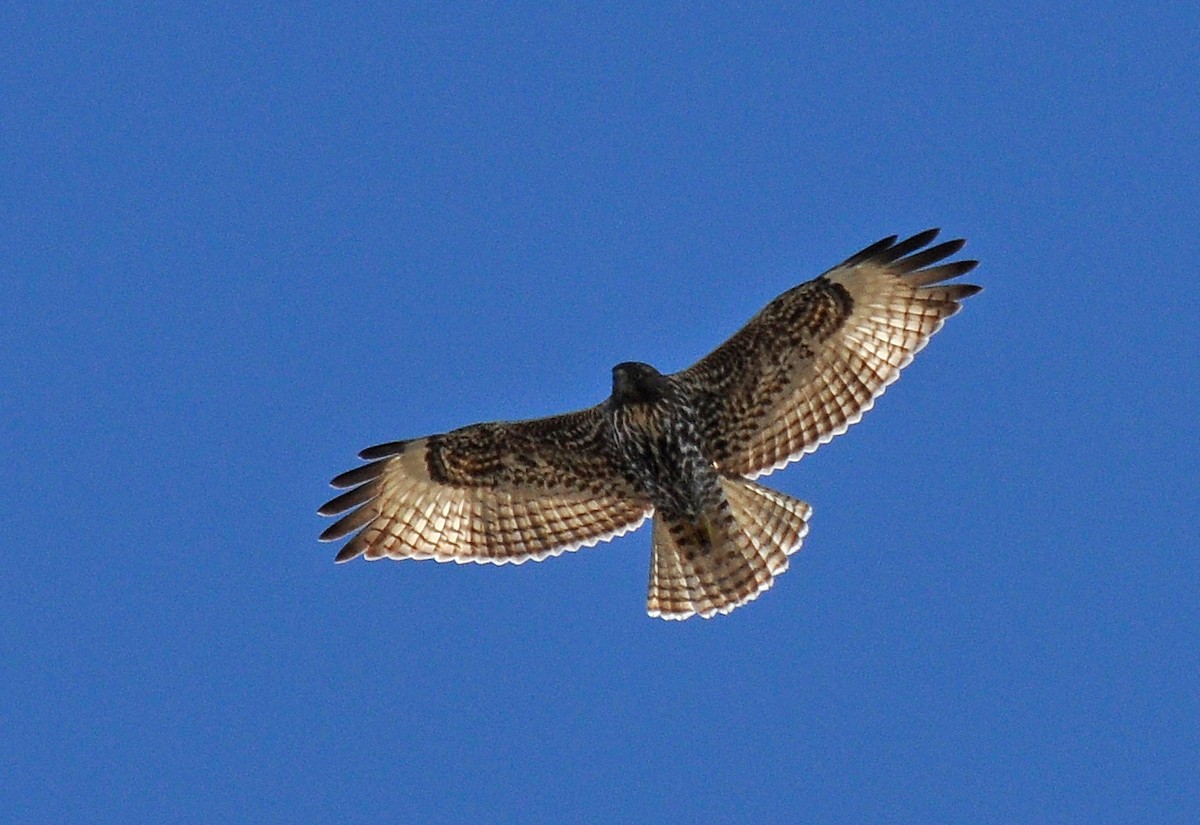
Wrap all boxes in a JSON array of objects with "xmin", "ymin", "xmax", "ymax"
[{"xmin": 319, "ymin": 229, "xmax": 981, "ymax": 619}]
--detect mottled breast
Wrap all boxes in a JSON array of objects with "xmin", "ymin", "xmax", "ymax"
[{"xmin": 607, "ymin": 392, "xmax": 721, "ymax": 518}]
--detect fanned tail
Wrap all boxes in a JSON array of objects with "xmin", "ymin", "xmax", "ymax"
[{"xmin": 647, "ymin": 478, "xmax": 812, "ymax": 620}]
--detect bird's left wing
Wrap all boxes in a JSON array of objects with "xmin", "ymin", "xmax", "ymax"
[
  {"xmin": 674, "ymin": 229, "xmax": 980, "ymax": 479},
  {"xmin": 319, "ymin": 407, "xmax": 652, "ymax": 564}
]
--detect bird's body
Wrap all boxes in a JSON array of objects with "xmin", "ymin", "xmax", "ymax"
[
  {"xmin": 607, "ymin": 362, "xmax": 718, "ymax": 521},
  {"xmin": 319, "ymin": 229, "xmax": 982, "ymax": 619}
]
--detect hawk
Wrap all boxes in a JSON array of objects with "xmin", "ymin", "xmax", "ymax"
[{"xmin": 319, "ymin": 229, "xmax": 980, "ymax": 619}]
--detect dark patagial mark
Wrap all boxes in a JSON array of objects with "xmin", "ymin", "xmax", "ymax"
[
  {"xmin": 424, "ymin": 436, "xmax": 452, "ymax": 485},
  {"xmin": 804, "ymin": 277, "xmax": 855, "ymax": 341},
  {"xmin": 825, "ymin": 279, "xmax": 854, "ymax": 322}
]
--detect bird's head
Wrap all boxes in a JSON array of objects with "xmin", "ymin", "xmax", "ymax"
[{"xmin": 611, "ymin": 361, "xmax": 670, "ymax": 405}]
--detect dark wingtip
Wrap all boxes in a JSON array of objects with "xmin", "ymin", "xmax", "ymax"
[
  {"xmin": 894, "ymin": 227, "xmax": 941, "ymax": 253},
  {"xmin": 317, "ymin": 494, "xmax": 346, "ymax": 518},
  {"xmin": 917, "ymin": 238, "xmax": 966, "ymax": 262},
  {"xmin": 334, "ymin": 540, "xmax": 366, "ymax": 563},
  {"xmin": 329, "ymin": 458, "xmax": 391, "ymax": 490},
  {"xmin": 891, "ymin": 237, "xmax": 970, "ymax": 277},
  {"xmin": 359, "ymin": 440, "xmax": 407, "ymax": 460},
  {"xmin": 844, "ymin": 229, "xmax": 956, "ymax": 269},
  {"xmin": 843, "ymin": 234, "xmax": 899, "ymax": 266},
  {"xmin": 937, "ymin": 237, "xmax": 966, "ymax": 256},
  {"xmin": 317, "ymin": 499, "xmax": 378, "ymax": 542},
  {"xmin": 317, "ymin": 480, "xmax": 381, "ymax": 517}
]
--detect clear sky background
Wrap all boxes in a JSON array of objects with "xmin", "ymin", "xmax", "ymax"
[{"xmin": 5, "ymin": 3, "xmax": 1198, "ymax": 823}]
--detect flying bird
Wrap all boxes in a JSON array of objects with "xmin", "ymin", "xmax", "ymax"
[{"xmin": 319, "ymin": 229, "xmax": 980, "ymax": 619}]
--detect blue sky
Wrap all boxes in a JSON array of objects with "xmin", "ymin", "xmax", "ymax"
[{"xmin": 5, "ymin": 3, "xmax": 1198, "ymax": 822}]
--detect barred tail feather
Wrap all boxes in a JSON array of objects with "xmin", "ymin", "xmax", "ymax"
[{"xmin": 647, "ymin": 479, "xmax": 812, "ymax": 620}]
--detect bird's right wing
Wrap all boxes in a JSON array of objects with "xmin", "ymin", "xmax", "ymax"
[
  {"xmin": 675, "ymin": 229, "xmax": 980, "ymax": 479},
  {"xmin": 319, "ymin": 406, "xmax": 652, "ymax": 564}
]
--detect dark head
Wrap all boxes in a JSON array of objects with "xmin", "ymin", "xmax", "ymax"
[{"xmin": 611, "ymin": 361, "xmax": 670, "ymax": 405}]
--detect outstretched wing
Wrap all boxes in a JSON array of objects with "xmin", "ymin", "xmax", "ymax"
[
  {"xmin": 675, "ymin": 229, "xmax": 981, "ymax": 479},
  {"xmin": 319, "ymin": 407, "xmax": 651, "ymax": 564}
]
